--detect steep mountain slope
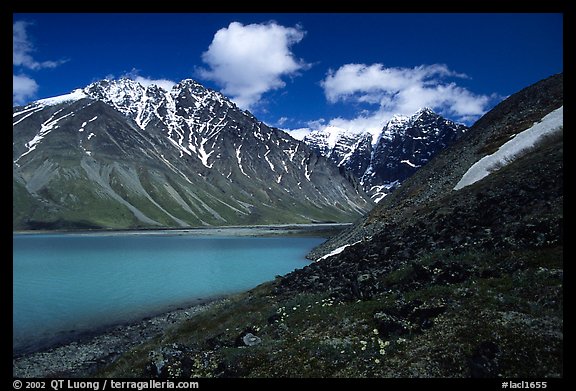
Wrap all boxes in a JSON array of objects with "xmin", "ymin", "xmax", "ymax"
[
  {"xmin": 87, "ymin": 73, "xmax": 562, "ymax": 378},
  {"xmin": 303, "ymin": 108, "xmax": 467, "ymax": 201},
  {"xmin": 309, "ymin": 73, "xmax": 563, "ymax": 259},
  {"xmin": 13, "ymin": 79, "xmax": 373, "ymax": 230}
]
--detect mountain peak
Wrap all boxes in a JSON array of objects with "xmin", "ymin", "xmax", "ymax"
[
  {"xmin": 412, "ymin": 107, "xmax": 436, "ymax": 118},
  {"xmin": 171, "ymin": 79, "xmax": 236, "ymax": 110},
  {"xmin": 85, "ymin": 77, "xmax": 144, "ymax": 92},
  {"xmin": 302, "ymin": 108, "xmax": 468, "ymax": 202},
  {"xmin": 84, "ymin": 78, "xmax": 145, "ymax": 101},
  {"xmin": 386, "ymin": 114, "xmax": 411, "ymax": 131},
  {"xmin": 415, "ymin": 106, "xmax": 435, "ymax": 114},
  {"xmin": 175, "ymin": 78, "xmax": 204, "ymax": 88}
]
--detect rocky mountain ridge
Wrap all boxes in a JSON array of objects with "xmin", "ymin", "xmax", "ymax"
[{"xmin": 303, "ymin": 108, "xmax": 467, "ymax": 201}]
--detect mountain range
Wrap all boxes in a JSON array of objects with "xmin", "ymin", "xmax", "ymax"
[
  {"xmin": 303, "ymin": 108, "xmax": 467, "ymax": 201},
  {"xmin": 13, "ymin": 78, "xmax": 373, "ymax": 230}
]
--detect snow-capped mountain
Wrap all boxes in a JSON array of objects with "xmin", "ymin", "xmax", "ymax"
[
  {"xmin": 13, "ymin": 78, "xmax": 373, "ymax": 230},
  {"xmin": 303, "ymin": 108, "xmax": 467, "ymax": 202}
]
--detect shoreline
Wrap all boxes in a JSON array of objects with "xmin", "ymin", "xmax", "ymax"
[
  {"xmin": 13, "ymin": 296, "xmax": 229, "ymax": 378},
  {"xmin": 12, "ymin": 223, "xmax": 352, "ymax": 237}
]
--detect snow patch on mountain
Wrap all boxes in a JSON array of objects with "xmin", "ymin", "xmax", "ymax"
[
  {"xmin": 316, "ymin": 240, "xmax": 362, "ymax": 261},
  {"xmin": 77, "ymin": 78, "xmax": 247, "ymax": 170},
  {"xmin": 454, "ymin": 106, "xmax": 563, "ymax": 190},
  {"xmin": 35, "ymin": 89, "xmax": 88, "ymax": 106}
]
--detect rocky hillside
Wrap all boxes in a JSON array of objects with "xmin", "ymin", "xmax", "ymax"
[
  {"xmin": 13, "ymin": 79, "xmax": 373, "ymax": 230},
  {"xmin": 25, "ymin": 74, "xmax": 562, "ymax": 378}
]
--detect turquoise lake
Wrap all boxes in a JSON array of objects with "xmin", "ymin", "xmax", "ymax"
[{"xmin": 13, "ymin": 232, "xmax": 322, "ymax": 355}]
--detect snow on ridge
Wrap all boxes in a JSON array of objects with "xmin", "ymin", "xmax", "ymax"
[
  {"xmin": 13, "ymin": 106, "xmax": 45, "ymax": 126},
  {"xmin": 235, "ymin": 144, "xmax": 250, "ymax": 178},
  {"xmin": 306, "ymin": 125, "xmax": 370, "ymax": 151},
  {"xmin": 386, "ymin": 114, "xmax": 410, "ymax": 130},
  {"xmin": 454, "ymin": 106, "xmax": 563, "ymax": 190},
  {"xmin": 35, "ymin": 89, "xmax": 88, "ymax": 106},
  {"xmin": 264, "ymin": 150, "xmax": 275, "ymax": 171},
  {"xmin": 323, "ymin": 126, "xmax": 349, "ymax": 150}
]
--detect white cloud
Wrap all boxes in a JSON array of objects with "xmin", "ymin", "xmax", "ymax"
[
  {"xmin": 320, "ymin": 63, "xmax": 494, "ymax": 127},
  {"xmin": 134, "ymin": 76, "xmax": 176, "ymax": 92},
  {"xmin": 198, "ymin": 21, "xmax": 308, "ymax": 110},
  {"xmin": 284, "ymin": 127, "xmax": 311, "ymax": 141},
  {"xmin": 276, "ymin": 116, "xmax": 289, "ymax": 126},
  {"xmin": 327, "ymin": 113, "xmax": 391, "ymax": 134},
  {"xmin": 13, "ymin": 21, "xmax": 66, "ymax": 105},
  {"xmin": 13, "ymin": 74, "xmax": 38, "ymax": 105},
  {"xmin": 13, "ymin": 21, "xmax": 65, "ymax": 70},
  {"xmin": 281, "ymin": 118, "xmax": 327, "ymax": 140},
  {"xmin": 117, "ymin": 68, "xmax": 177, "ymax": 91}
]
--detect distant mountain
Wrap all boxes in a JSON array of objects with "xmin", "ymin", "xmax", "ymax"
[
  {"xmin": 13, "ymin": 78, "xmax": 373, "ymax": 230},
  {"xmin": 303, "ymin": 108, "xmax": 467, "ymax": 201}
]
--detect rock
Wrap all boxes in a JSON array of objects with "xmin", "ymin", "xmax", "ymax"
[
  {"xmin": 235, "ymin": 328, "xmax": 262, "ymax": 347},
  {"xmin": 374, "ymin": 299, "xmax": 447, "ymax": 338},
  {"xmin": 410, "ymin": 262, "xmax": 433, "ymax": 284},
  {"xmin": 410, "ymin": 305, "xmax": 446, "ymax": 329},
  {"xmin": 435, "ymin": 263, "xmax": 471, "ymax": 284},
  {"xmin": 146, "ymin": 350, "xmax": 166, "ymax": 377},
  {"xmin": 267, "ymin": 313, "xmax": 281, "ymax": 325},
  {"xmin": 242, "ymin": 333, "xmax": 262, "ymax": 347},
  {"xmin": 145, "ymin": 343, "xmax": 194, "ymax": 378},
  {"xmin": 206, "ymin": 333, "xmax": 233, "ymax": 350}
]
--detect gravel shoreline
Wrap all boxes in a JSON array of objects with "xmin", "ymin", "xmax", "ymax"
[
  {"xmin": 13, "ymin": 298, "xmax": 228, "ymax": 378},
  {"xmin": 13, "ymin": 223, "xmax": 351, "ymax": 238}
]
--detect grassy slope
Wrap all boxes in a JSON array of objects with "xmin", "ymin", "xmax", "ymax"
[{"xmin": 14, "ymin": 161, "xmax": 364, "ymax": 231}]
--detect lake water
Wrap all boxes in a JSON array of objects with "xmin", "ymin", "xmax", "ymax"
[{"xmin": 13, "ymin": 232, "xmax": 322, "ymax": 355}]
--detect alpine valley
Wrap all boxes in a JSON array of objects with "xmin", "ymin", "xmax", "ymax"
[
  {"xmin": 13, "ymin": 74, "xmax": 563, "ymax": 378},
  {"xmin": 13, "ymin": 78, "xmax": 374, "ymax": 230}
]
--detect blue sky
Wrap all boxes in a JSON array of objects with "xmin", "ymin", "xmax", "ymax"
[{"xmin": 13, "ymin": 13, "xmax": 563, "ymax": 136}]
